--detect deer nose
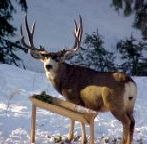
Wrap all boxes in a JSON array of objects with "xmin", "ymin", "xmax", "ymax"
[{"xmin": 45, "ymin": 65, "xmax": 53, "ymax": 70}]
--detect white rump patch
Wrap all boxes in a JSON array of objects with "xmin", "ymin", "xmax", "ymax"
[{"xmin": 123, "ymin": 81, "xmax": 137, "ymax": 112}]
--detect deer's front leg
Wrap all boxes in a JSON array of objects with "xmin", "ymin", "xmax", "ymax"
[
  {"xmin": 67, "ymin": 120, "xmax": 87, "ymax": 144},
  {"xmin": 80, "ymin": 122, "xmax": 87, "ymax": 144},
  {"xmin": 67, "ymin": 119, "xmax": 75, "ymax": 141}
]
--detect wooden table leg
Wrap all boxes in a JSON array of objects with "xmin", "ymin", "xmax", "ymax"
[
  {"xmin": 89, "ymin": 119, "xmax": 94, "ymax": 144},
  {"xmin": 67, "ymin": 119, "xmax": 75, "ymax": 141},
  {"xmin": 31, "ymin": 104, "xmax": 36, "ymax": 143}
]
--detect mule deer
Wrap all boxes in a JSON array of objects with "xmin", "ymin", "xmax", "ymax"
[{"xmin": 20, "ymin": 16, "xmax": 137, "ymax": 144}]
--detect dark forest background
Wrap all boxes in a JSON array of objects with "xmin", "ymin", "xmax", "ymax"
[{"xmin": 0, "ymin": 0, "xmax": 147, "ymax": 75}]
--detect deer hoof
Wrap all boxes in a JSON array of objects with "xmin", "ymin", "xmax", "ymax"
[{"xmin": 81, "ymin": 136, "xmax": 87, "ymax": 144}]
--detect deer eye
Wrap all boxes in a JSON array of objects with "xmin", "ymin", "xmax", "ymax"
[
  {"xmin": 45, "ymin": 65, "xmax": 53, "ymax": 70},
  {"xmin": 51, "ymin": 56, "xmax": 60, "ymax": 62}
]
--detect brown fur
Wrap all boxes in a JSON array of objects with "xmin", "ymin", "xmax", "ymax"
[
  {"xmin": 54, "ymin": 63, "xmax": 134, "ymax": 110},
  {"xmin": 52, "ymin": 63, "xmax": 137, "ymax": 144}
]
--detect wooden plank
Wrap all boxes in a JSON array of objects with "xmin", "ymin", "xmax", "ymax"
[
  {"xmin": 89, "ymin": 118, "xmax": 95, "ymax": 144},
  {"xmin": 30, "ymin": 97, "xmax": 93, "ymax": 124},
  {"xmin": 29, "ymin": 94, "xmax": 97, "ymax": 144},
  {"xmin": 30, "ymin": 94, "xmax": 96, "ymax": 114},
  {"xmin": 50, "ymin": 96, "xmax": 96, "ymax": 114}
]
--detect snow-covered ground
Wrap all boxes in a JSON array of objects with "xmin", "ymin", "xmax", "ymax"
[{"xmin": 0, "ymin": 64, "xmax": 147, "ymax": 144}]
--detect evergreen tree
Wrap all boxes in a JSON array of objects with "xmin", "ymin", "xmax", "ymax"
[
  {"xmin": 111, "ymin": 0, "xmax": 133, "ymax": 16},
  {"xmin": 0, "ymin": 0, "xmax": 27, "ymax": 67},
  {"xmin": 117, "ymin": 35, "xmax": 146, "ymax": 75},
  {"xmin": 137, "ymin": 57, "xmax": 147, "ymax": 76},
  {"xmin": 134, "ymin": 4, "xmax": 147, "ymax": 40},
  {"xmin": 84, "ymin": 30, "xmax": 116, "ymax": 71},
  {"xmin": 69, "ymin": 30, "xmax": 116, "ymax": 72},
  {"xmin": 111, "ymin": 0, "xmax": 123, "ymax": 11},
  {"xmin": 111, "ymin": 0, "xmax": 147, "ymax": 39}
]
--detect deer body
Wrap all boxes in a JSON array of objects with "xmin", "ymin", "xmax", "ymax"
[
  {"xmin": 45, "ymin": 62, "xmax": 136, "ymax": 113},
  {"xmin": 21, "ymin": 16, "xmax": 137, "ymax": 144},
  {"xmin": 44, "ymin": 61, "xmax": 137, "ymax": 144}
]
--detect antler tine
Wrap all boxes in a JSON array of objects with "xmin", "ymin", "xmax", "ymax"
[
  {"xmin": 73, "ymin": 20, "xmax": 78, "ymax": 49},
  {"xmin": 78, "ymin": 15, "xmax": 83, "ymax": 42},
  {"xmin": 20, "ymin": 16, "xmax": 49, "ymax": 59},
  {"xmin": 74, "ymin": 19, "xmax": 78, "ymax": 34},
  {"xmin": 25, "ymin": 15, "xmax": 36, "ymax": 49},
  {"xmin": 32, "ymin": 22, "xmax": 36, "ymax": 37},
  {"xmin": 73, "ymin": 15, "xmax": 83, "ymax": 50},
  {"xmin": 20, "ymin": 24, "xmax": 23, "ymax": 36},
  {"xmin": 20, "ymin": 24, "xmax": 32, "ymax": 49}
]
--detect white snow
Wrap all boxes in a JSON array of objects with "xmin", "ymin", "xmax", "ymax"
[{"xmin": 0, "ymin": 64, "xmax": 147, "ymax": 143}]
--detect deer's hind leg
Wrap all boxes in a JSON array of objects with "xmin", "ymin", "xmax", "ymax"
[
  {"xmin": 111, "ymin": 111, "xmax": 132, "ymax": 144},
  {"xmin": 127, "ymin": 113, "xmax": 135, "ymax": 143},
  {"xmin": 67, "ymin": 120, "xmax": 87, "ymax": 144},
  {"xmin": 80, "ymin": 122, "xmax": 87, "ymax": 144}
]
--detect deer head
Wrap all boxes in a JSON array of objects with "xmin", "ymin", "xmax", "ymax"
[{"xmin": 20, "ymin": 15, "xmax": 83, "ymax": 70}]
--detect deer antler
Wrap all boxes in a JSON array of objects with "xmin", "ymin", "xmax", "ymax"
[
  {"xmin": 20, "ymin": 16, "xmax": 36, "ymax": 49},
  {"xmin": 63, "ymin": 15, "xmax": 83, "ymax": 60},
  {"xmin": 21, "ymin": 15, "xmax": 83, "ymax": 61},
  {"xmin": 73, "ymin": 15, "xmax": 83, "ymax": 50},
  {"xmin": 20, "ymin": 16, "xmax": 48, "ymax": 59}
]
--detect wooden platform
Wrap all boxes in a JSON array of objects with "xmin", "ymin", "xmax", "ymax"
[{"xmin": 30, "ymin": 91, "xmax": 97, "ymax": 144}]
